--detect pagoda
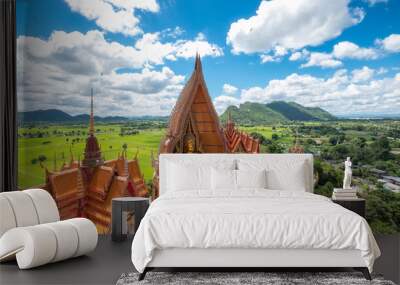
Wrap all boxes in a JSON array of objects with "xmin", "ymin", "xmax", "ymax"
[
  {"xmin": 152, "ymin": 55, "xmax": 260, "ymax": 198},
  {"xmin": 82, "ymin": 88, "xmax": 103, "ymax": 168},
  {"xmin": 42, "ymin": 89, "xmax": 148, "ymax": 233}
]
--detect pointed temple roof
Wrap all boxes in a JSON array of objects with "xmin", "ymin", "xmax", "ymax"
[
  {"xmin": 82, "ymin": 88, "xmax": 103, "ymax": 168},
  {"xmin": 160, "ymin": 54, "xmax": 226, "ymax": 153},
  {"xmin": 152, "ymin": 56, "xmax": 260, "ymax": 198}
]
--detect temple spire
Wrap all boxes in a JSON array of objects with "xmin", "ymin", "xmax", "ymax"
[
  {"xmin": 82, "ymin": 87, "xmax": 103, "ymax": 168},
  {"xmin": 194, "ymin": 52, "xmax": 202, "ymax": 71},
  {"xmin": 89, "ymin": 88, "xmax": 94, "ymax": 136}
]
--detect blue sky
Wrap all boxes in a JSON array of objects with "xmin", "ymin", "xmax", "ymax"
[{"xmin": 17, "ymin": 0, "xmax": 400, "ymax": 116}]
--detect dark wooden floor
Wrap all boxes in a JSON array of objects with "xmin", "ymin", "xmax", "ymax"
[{"xmin": 0, "ymin": 234, "xmax": 398, "ymax": 285}]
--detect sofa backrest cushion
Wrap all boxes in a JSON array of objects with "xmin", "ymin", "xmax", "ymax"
[{"xmin": 0, "ymin": 189, "xmax": 60, "ymax": 238}]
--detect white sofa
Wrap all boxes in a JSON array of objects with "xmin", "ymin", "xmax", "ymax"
[{"xmin": 0, "ymin": 189, "xmax": 98, "ymax": 269}]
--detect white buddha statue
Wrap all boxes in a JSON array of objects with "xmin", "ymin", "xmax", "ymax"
[{"xmin": 343, "ymin": 157, "xmax": 352, "ymax": 190}]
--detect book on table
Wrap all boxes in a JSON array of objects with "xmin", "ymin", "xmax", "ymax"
[{"xmin": 332, "ymin": 188, "xmax": 358, "ymax": 200}]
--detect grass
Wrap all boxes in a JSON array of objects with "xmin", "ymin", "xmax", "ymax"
[
  {"xmin": 18, "ymin": 124, "xmax": 298, "ymax": 189},
  {"xmin": 18, "ymin": 124, "xmax": 165, "ymax": 189},
  {"xmin": 241, "ymin": 126, "xmax": 294, "ymax": 144}
]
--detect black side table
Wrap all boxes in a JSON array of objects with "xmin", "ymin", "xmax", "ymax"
[
  {"xmin": 112, "ymin": 197, "xmax": 150, "ymax": 242},
  {"xmin": 332, "ymin": 198, "xmax": 366, "ymax": 218}
]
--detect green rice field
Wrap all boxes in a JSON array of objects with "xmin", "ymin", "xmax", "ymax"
[
  {"xmin": 18, "ymin": 124, "xmax": 165, "ymax": 189},
  {"xmin": 18, "ymin": 124, "xmax": 292, "ymax": 189}
]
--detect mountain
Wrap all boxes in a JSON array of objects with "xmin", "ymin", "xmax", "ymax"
[
  {"xmin": 220, "ymin": 101, "xmax": 336, "ymax": 124},
  {"xmin": 267, "ymin": 101, "xmax": 336, "ymax": 121},
  {"xmin": 72, "ymin": 114, "xmax": 128, "ymax": 122},
  {"xmin": 18, "ymin": 109, "xmax": 152, "ymax": 123},
  {"xmin": 220, "ymin": 102, "xmax": 288, "ymax": 125},
  {"xmin": 18, "ymin": 109, "xmax": 74, "ymax": 123}
]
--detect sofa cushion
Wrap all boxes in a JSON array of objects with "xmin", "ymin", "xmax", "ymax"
[
  {"xmin": 0, "ymin": 196, "xmax": 17, "ymax": 237},
  {"xmin": 0, "ymin": 192, "xmax": 39, "ymax": 227},
  {"xmin": 0, "ymin": 219, "xmax": 97, "ymax": 269},
  {"xmin": 24, "ymin": 189, "xmax": 60, "ymax": 223}
]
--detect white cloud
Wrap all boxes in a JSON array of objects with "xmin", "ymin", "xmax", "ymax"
[
  {"xmin": 16, "ymin": 25, "xmax": 224, "ymax": 116},
  {"xmin": 351, "ymin": 66, "xmax": 374, "ymax": 82},
  {"xmin": 174, "ymin": 33, "xmax": 224, "ymax": 59},
  {"xmin": 301, "ymin": 40, "xmax": 382, "ymax": 68},
  {"xmin": 65, "ymin": 0, "xmax": 159, "ymax": 36},
  {"xmin": 260, "ymin": 54, "xmax": 278, "ymax": 63},
  {"xmin": 365, "ymin": 0, "xmax": 388, "ymax": 6},
  {"xmin": 222, "ymin": 83, "xmax": 238, "ymax": 95},
  {"xmin": 301, "ymin": 52, "xmax": 343, "ymax": 68},
  {"xmin": 274, "ymin": 46, "xmax": 288, "ymax": 57},
  {"xmin": 227, "ymin": 0, "xmax": 364, "ymax": 54},
  {"xmin": 377, "ymin": 67, "xmax": 388, "ymax": 75},
  {"xmin": 260, "ymin": 45, "xmax": 288, "ymax": 63},
  {"xmin": 162, "ymin": 26, "xmax": 185, "ymax": 39},
  {"xmin": 377, "ymin": 34, "xmax": 400, "ymax": 53},
  {"xmin": 106, "ymin": 67, "xmax": 184, "ymax": 94},
  {"xmin": 214, "ymin": 95, "xmax": 240, "ymax": 114},
  {"xmin": 333, "ymin": 41, "xmax": 379, "ymax": 59},
  {"xmin": 289, "ymin": 49, "xmax": 309, "ymax": 61},
  {"xmin": 214, "ymin": 69, "xmax": 400, "ymax": 115},
  {"xmin": 16, "ymin": 30, "xmax": 192, "ymax": 116}
]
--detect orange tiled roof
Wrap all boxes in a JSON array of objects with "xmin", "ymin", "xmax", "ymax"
[
  {"xmin": 104, "ymin": 156, "xmax": 127, "ymax": 176},
  {"xmin": 224, "ymin": 116, "xmax": 260, "ymax": 153},
  {"xmin": 45, "ymin": 154, "xmax": 148, "ymax": 230},
  {"xmin": 86, "ymin": 176, "xmax": 129, "ymax": 227},
  {"xmin": 88, "ymin": 166, "xmax": 114, "ymax": 200},
  {"xmin": 47, "ymin": 168, "xmax": 82, "ymax": 219},
  {"xmin": 160, "ymin": 54, "xmax": 226, "ymax": 153}
]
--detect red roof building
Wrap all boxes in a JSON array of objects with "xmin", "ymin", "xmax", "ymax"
[
  {"xmin": 43, "ymin": 90, "xmax": 148, "ymax": 233},
  {"xmin": 152, "ymin": 55, "xmax": 260, "ymax": 198},
  {"xmin": 224, "ymin": 112, "xmax": 259, "ymax": 153}
]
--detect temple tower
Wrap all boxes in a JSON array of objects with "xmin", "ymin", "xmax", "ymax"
[
  {"xmin": 82, "ymin": 88, "xmax": 104, "ymax": 168},
  {"xmin": 159, "ymin": 54, "xmax": 226, "ymax": 153}
]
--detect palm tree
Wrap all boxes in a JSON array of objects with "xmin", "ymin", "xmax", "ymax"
[{"xmin": 122, "ymin": 143, "xmax": 128, "ymax": 157}]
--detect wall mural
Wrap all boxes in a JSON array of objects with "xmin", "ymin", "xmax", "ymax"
[{"xmin": 17, "ymin": 0, "xmax": 400, "ymax": 234}]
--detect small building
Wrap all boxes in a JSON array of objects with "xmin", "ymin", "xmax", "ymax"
[
  {"xmin": 370, "ymin": 168, "xmax": 387, "ymax": 178},
  {"xmin": 382, "ymin": 176, "xmax": 400, "ymax": 186},
  {"xmin": 383, "ymin": 182, "xmax": 400, "ymax": 193}
]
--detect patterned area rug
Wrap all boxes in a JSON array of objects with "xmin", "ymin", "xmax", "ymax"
[{"xmin": 116, "ymin": 271, "xmax": 395, "ymax": 285}]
